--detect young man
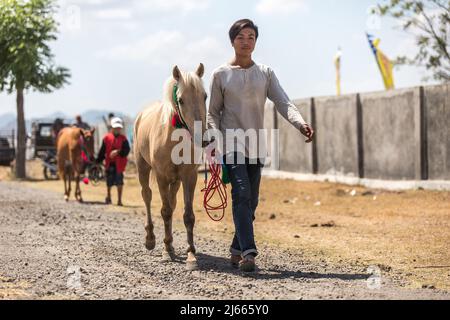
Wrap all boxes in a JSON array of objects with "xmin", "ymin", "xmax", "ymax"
[
  {"xmin": 207, "ymin": 19, "xmax": 314, "ymax": 272},
  {"xmin": 97, "ymin": 117, "xmax": 130, "ymax": 206}
]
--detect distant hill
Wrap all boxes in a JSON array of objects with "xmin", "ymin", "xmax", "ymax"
[
  {"xmin": 0, "ymin": 113, "xmax": 32, "ymax": 134},
  {"xmin": 0, "ymin": 110, "xmax": 134, "ymax": 133},
  {"xmin": 0, "ymin": 113, "xmax": 16, "ymax": 133},
  {"xmin": 0, "ymin": 113, "xmax": 14, "ymax": 128},
  {"xmin": 74, "ymin": 110, "xmax": 131, "ymax": 127}
]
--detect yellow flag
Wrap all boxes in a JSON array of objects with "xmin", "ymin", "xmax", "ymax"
[
  {"xmin": 334, "ymin": 49, "xmax": 342, "ymax": 96},
  {"xmin": 367, "ymin": 34, "xmax": 395, "ymax": 90}
]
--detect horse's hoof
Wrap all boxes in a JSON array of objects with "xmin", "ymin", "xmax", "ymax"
[
  {"xmin": 161, "ymin": 250, "xmax": 176, "ymax": 263},
  {"xmin": 186, "ymin": 261, "xmax": 199, "ymax": 271},
  {"xmin": 64, "ymin": 196, "xmax": 69, "ymax": 202},
  {"xmin": 145, "ymin": 238, "xmax": 156, "ymax": 251},
  {"xmin": 186, "ymin": 252, "xmax": 198, "ymax": 271}
]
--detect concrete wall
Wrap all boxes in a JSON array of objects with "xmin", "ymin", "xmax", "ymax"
[
  {"xmin": 360, "ymin": 88, "xmax": 421, "ymax": 180},
  {"xmin": 277, "ymin": 99, "xmax": 313, "ymax": 173},
  {"xmin": 425, "ymin": 84, "xmax": 450, "ymax": 180},
  {"xmin": 263, "ymin": 102, "xmax": 276, "ymax": 169},
  {"xmin": 314, "ymin": 94, "xmax": 359, "ymax": 177},
  {"xmin": 270, "ymin": 83, "xmax": 449, "ymax": 181}
]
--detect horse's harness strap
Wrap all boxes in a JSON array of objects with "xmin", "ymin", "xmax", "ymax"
[
  {"xmin": 172, "ymin": 83, "xmax": 190, "ymax": 131},
  {"xmin": 79, "ymin": 136, "xmax": 92, "ymax": 161}
]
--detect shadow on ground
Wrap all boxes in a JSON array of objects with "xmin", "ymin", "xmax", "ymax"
[{"xmin": 197, "ymin": 253, "xmax": 369, "ymax": 281}]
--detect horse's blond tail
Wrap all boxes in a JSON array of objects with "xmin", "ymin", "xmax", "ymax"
[{"xmin": 133, "ymin": 111, "xmax": 143, "ymax": 157}]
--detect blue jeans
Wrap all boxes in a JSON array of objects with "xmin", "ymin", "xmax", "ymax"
[{"xmin": 224, "ymin": 153, "xmax": 263, "ymax": 258}]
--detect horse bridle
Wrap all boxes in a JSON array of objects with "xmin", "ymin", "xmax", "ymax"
[
  {"xmin": 79, "ymin": 135, "xmax": 93, "ymax": 162},
  {"xmin": 172, "ymin": 83, "xmax": 191, "ymax": 133}
]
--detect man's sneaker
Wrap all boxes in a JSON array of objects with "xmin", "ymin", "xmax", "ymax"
[
  {"xmin": 230, "ymin": 255, "xmax": 242, "ymax": 269},
  {"xmin": 239, "ymin": 255, "xmax": 256, "ymax": 273}
]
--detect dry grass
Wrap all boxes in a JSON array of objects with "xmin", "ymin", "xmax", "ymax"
[{"xmin": 2, "ymin": 160, "xmax": 449, "ymax": 290}]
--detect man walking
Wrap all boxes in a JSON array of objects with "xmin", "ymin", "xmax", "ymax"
[{"xmin": 97, "ymin": 117, "xmax": 130, "ymax": 206}]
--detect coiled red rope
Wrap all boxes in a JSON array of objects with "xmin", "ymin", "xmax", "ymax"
[{"xmin": 201, "ymin": 151, "xmax": 228, "ymax": 222}]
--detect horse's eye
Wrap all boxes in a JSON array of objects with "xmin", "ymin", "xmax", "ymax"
[
  {"xmin": 178, "ymin": 98, "xmax": 184, "ymax": 105},
  {"xmin": 204, "ymin": 94, "xmax": 208, "ymax": 101}
]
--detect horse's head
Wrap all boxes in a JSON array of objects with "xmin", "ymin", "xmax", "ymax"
[
  {"xmin": 80, "ymin": 128, "xmax": 96, "ymax": 160},
  {"xmin": 171, "ymin": 63, "xmax": 209, "ymax": 148}
]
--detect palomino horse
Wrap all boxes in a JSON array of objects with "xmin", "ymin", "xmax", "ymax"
[
  {"xmin": 134, "ymin": 64, "xmax": 209, "ymax": 270},
  {"xmin": 57, "ymin": 127, "xmax": 95, "ymax": 202}
]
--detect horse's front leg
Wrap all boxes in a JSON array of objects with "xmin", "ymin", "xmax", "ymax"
[
  {"xmin": 136, "ymin": 157, "xmax": 155, "ymax": 251},
  {"xmin": 157, "ymin": 179, "xmax": 179, "ymax": 261},
  {"xmin": 182, "ymin": 170, "xmax": 198, "ymax": 270}
]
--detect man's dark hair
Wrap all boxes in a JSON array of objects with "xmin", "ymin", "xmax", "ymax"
[{"xmin": 229, "ymin": 19, "xmax": 259, "ymax": 43}]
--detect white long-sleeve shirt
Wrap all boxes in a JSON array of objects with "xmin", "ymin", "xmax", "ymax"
[{"xmin": 207, "ymin": 63, "xmax": 306, "ymax": 160}]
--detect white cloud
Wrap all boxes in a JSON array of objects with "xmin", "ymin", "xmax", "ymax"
[
  {"xmin": 59, "ymin": 0, "xmax": 116, "ymax": 6},
  {"xmin": 97, "ymin": 31, "xmax": 183, "ymax": 62},
  {"xmin": 59, "ymin": 0, "xmax": 210, "ymax": 18},
  {"xmin": 256, "ymin": 0, "xmax": 308, "ymax": 15},
  {"xmin": 132, "ymin": 0, "xmax": 210, "ymax": 14},
  {"xmin": 96, "ymin": 31, "xmax": 226, "ymax": 70},
  {"xmin": 94, "ymin": 8, "xmax": 132, "ymax": 20}
]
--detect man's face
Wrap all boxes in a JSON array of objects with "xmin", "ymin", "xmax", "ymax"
[
  {"xmin": 232, "ymin": 28, "xmax": 256, "ymax": 56},
  {"xmin": 113, "ymin": 128, "xmax": 121, "ymax": 136}
]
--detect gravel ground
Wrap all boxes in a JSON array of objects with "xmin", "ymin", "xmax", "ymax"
[{"xmin": 1, "ymin": 181, "xmax": 449, "ymax": 300}]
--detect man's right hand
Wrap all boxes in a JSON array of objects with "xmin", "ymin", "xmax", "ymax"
[
  {"xmin": 300, "ymin": 123, "xmax": 314, "ymax": 143},
  {"xmin": 110, "ymin": 150, "xmax": 119, "ymax": 159}
]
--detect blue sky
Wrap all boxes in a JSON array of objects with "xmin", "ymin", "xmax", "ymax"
[{"xmin": 0, "ymin": 0, "xmax": 433, "ymax": 118}]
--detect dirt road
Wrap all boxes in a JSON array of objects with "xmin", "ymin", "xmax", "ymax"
[{"xmin": 1, "ymin": 181, "xmax": 449, "ymax": 300}]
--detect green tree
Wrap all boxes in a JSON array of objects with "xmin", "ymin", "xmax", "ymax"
[
  {"xmin": 0, "ymin": 0, "xmax": 70, "ymax": 179},
  {"xmin": 375, "ymin": 0, "xmax": 450, "ymax": 81}
]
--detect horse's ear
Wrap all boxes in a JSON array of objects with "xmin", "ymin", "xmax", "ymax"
[
  {"xmin": 79, "ymin": 128, "xmax": 85, "ymax": 138},
  {"xmin": 90, "ymin": 127, "xmax": 96, "ymax": 134},
  {"xmin": 173, "ymin": 65, "xmax": 182, "ymax": 81},
  {"xmin": 196, "ymin": 63, "xmax": 205, "ymax": 78}
]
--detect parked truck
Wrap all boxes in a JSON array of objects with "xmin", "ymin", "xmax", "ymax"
[{"xmin": 0, "ymin": 131, "xmax": 15, "ymax": 166}]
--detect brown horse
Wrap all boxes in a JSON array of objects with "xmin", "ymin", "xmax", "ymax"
[
  {"xmin": 134, "ymin": 64, "xmax": 208, "ymax": 270},
  {"xmin": 57, "ymin": 127, "xmax": 95, "ymax": 202}
]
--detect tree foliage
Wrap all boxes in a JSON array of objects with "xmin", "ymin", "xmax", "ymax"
[
  {"xmin": 0, "ymin": 0, "xmax": 70, "ymax": 179},
  {"xmin": 0, "ymin": 0, "xmax": 71, "ymax": 93},
  {"xmin": 375, "ymin": 0, "xmax": 450, "ymax": 82}
]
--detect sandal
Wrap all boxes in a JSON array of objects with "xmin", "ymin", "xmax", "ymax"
[
  {"xmin": 230, "ymin": 255, "xmax": 242, "ymax": 269},
  {"xmin": 239, "ymin": 255, "xmax": 256, "ymax": 273}
]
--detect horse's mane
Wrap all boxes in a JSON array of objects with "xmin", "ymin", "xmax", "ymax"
[{"xmin": 160, "ymin": 71, "xmax": 204, "ymax": 125}]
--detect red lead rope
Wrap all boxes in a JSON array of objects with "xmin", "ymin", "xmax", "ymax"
[{"xmin": 201, "ymin": 153, "xmax": 228, "ymax": 222}]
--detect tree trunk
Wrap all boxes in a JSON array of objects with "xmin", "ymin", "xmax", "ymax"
[{"xmin": 15, "ymin": 88, "xmax": 26, "ymax": 179}]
